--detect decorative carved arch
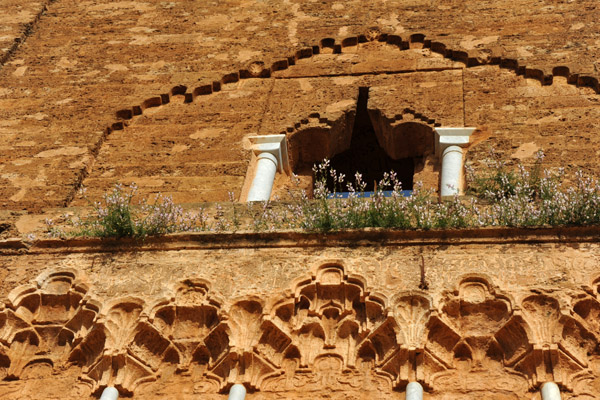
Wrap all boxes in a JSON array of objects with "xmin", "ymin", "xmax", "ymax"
[
  {"xmin": 570, "ymin": 281, "xmax": 600, "ymax": 397},
  {"xmin": 286, "ymin": 107, "xmax": 438, "ymax": 172},
  {"xmin": 68, "ymin": 282, "xmax": 232, "ymax": 396},
  {"xmin": 364, "ymin": 290, "xmax": 435, "ymax": 389},
  {"xmin": 111, "ymin": 31, "xmax": 600, "ymax": 129},
  {"xmin": 65, "ymin": 30, "xmax": 600, "ymax": 204},
  {"xmin": 506, "ymin": 294, "xmax": 598, "ymax": 390},
  {"xmin": 4, "ymin": 267, "xmax": 600, "ymax": 397},
  {"xmin": 426, "ymin": 275, "xmax": 530, "ymax": 395},
  {"xmin": 0, "ymin": 269, "xmax": 94, "ymax": 381},
  {"xmin": 260, "ymin": 263, "xmax": 394, "ymax": 394}
]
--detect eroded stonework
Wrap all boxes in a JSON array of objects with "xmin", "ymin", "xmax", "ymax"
[
  {"xmin": 1, "ymin": 230, "xmax": 599, "ymax": 399},
  {"xmin": 1, "ymin": 2, "xmax": 600, "ymax": 210},
  {"xmin": 2, "ymin": 1, "xmax": 600, "ymax": 399}
]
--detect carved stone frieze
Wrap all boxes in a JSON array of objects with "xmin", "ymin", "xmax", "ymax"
[
  {"xmin": 507, "ymin": 294, "xmax": 596, "ymax": 389},
  {"xmin": 70, "ymin": 279, "xmax": 228, "ymax": 395},
  {"xmin": 1, "ymin": 267, "xmax": 600, "ymax": 398},
  {"xmin": 0, "ymin": 270, "xmax": 95, "ymax": 381},
  {"xmin": 261, "ymin": 263, "xmax": 393, "ymax": 394},
  {"xmin": 428, "ymin": 276, "xmax": 530, "ymax": 395}
]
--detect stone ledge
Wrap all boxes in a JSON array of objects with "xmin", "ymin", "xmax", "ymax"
[{"xmin": 3, "ymin": 225, "xmax": 599, "ymax": 254}]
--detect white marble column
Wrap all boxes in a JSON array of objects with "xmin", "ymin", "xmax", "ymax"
[
  {"xmin": 246, "ymin": 135, "xmax": 290, "ymax": 202},
  {"xmin": 99, "ymin": 387, "xmax": 119, "ymax": 400},
  {"xmin": 541, "ymin": 382, "xmax": 562, "ymax": 400},
  {"xmin": 247, "ymin": 152, "xmax": 279, "ymax": 201},
  {"xmin": 228, "ymin": 383, "xmax": 247, "ymax": 400},
  {"xmin": 406, "ymin": 381, "xmax": 424, "ymax": 400},
  {"xmin": 434, "ymin": 127, "xmax": 476, "ymax": 197}
]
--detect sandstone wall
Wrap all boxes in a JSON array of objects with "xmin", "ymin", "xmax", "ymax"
[
  {"xmin": 1, "ymin": 1, "xmax": 600, "ymax": 399},
  {"xmin": 1, "ymin": 228, "xmax": 600, "ymax": 399},
  {"xmin": 1, "ymin": 0, "xmax": 600, "ymax": 209},
  {"xmin": 43, "ymin": 44, "xmax": 600, "ymax": 204}
]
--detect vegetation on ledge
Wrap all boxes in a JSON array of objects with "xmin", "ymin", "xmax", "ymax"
[{"xmin": 44, "ymin": 151, "xmax": 600, "ymax": 239}]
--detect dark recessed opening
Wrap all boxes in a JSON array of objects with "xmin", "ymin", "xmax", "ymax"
[{"xmin": 326, "ymin": 87, "xmax": 414, "ymax": 192}]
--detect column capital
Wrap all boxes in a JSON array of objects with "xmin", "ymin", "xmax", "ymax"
[
  {"xmin": 434, "ymin": 127, "xmax": 476, "ymax": 157},
  {"xmin": 248, "ymin": 134, "xmax": 290, "ymax": 173}
]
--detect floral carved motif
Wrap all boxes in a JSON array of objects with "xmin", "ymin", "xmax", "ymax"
[
  {"xmin": 1, "ymin": 267, "xmax": 600, "ymax": 398},
  {"xmin": 261, "ymin": 264, "xmax": 392, "ymax": 394},
  {"xmin": 0, "ymin": 270, "xmax": 95, "ymax": 381},
  {"xmin": 71, "ymin": 279, "xmax": 227, "ymax": 395},
  {"xmin": 428, "ymin": 276, "xmax": 530, "ymax": 395}
]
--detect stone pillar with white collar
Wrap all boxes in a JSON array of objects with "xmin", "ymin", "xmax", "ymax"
[
  {"xmin": 434, "ymin": 127, "xmax": 476, "ymax": 197},
  {"xmin": 246, "ymin": 134, "xmax": 290, "ymax": 202}
]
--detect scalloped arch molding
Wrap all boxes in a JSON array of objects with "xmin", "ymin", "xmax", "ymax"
[
  {"xmin": 109, "ymin": 31, "xmax": 600, "ymax": 133},
  {"xmin": 67, "ymin": 31, "xmax": 600, "ymax": 204},
  {"xmin": 64, "ymin": 31, "xmax": 600, "ymax": 206}
]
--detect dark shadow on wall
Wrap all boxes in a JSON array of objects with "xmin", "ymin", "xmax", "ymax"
[
  {"xmin": 286, "ymin": 87, "xmax": 437, "ymax": 196},
  {"xmin": 328, "ymin": 87, "xmax": 415, "ymax": 192}
]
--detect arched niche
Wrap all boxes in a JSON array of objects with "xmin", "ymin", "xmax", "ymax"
[
  {"xmin": 78, "ymin": 33, "xmax": 600, "ymax": 204},
  {"xmin": 283, "ymin": 86, "xmax": 437, "ymax": 193}
]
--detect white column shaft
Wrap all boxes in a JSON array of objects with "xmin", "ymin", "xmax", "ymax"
[
  {"xmin": 406, "ymin": 381, "xmax": 424, "ymax": 400},
  {"xmin": 440, "ymin": 145, "xmax": 464, "ymax": 196},
  {"xmin": 247, "ymin": 152, "xmax": 278, "ymax": 202},
  {"xmin": 228, "ymin": 384, "xmax": 247, "ymax": 400},
  {"xmin": 541, "ymin": 382, "xmax": 561, "ymax": 400},
  {"xmin": 99, "ymin": 387, "xmax": 119, "ymax": 400}
]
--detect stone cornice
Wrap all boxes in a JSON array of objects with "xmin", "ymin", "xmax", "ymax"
[{"xmin": 2, "ymin": 225, "xmax": 599, "ymax": 255}]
